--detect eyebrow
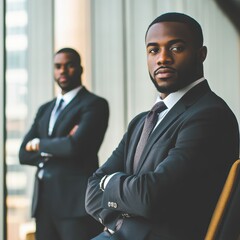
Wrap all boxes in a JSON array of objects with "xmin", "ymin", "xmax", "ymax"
[
  {"xmin": 146, "ymin": 39, "xmax": 186, "ymax": 48},
  {"xmin": 54, "ymin": 61, "xmax": 74, "ymax": 65}
]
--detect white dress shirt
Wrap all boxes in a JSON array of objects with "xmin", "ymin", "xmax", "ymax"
[
  {"xmin": 153, "ymin": 77, "xmax": 205, "ymax": 130},
  {"xmin": 48, "ymin": 86, "xmax": 82, "ymax": 135}
]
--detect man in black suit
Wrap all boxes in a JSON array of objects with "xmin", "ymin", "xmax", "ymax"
[
  {"xmin": 85, "ymin": 13, "xmax": 239, "ymax": 240},
  {"xmin": 19, "ymin": 48, "xmax": 109, "ymax": 240}
]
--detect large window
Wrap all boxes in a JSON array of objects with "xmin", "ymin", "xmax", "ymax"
[
  {"xmin": 5, "ymin": 0, "xmax": 35, "ymax": 239},
  {"xmin": 5, "ymin": 0, "xmax": 54, "ymax": 238}
]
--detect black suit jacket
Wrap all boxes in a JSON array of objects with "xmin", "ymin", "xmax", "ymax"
[
  {"xmin": 19, "ymin": 87, "xmax": 109, "ymax": 218},
  {"xmin": 85, "ymin": 81, "xmax": 239, "ymax": 240}
]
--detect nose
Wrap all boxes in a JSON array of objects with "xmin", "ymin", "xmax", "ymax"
[
  {"xmin": 157, "ymin": 48, "xmax": 173, "ymax": 65},
  {"xmin": 59, "ymin": 65, "xmax": 67, "ymax": 74}
]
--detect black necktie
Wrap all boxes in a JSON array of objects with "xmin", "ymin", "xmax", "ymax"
[
  {"xmin": 56, "ymin": 98, "xmax": 64, "ymax": 113},
  {"xmin": 52, "ymin": 98, "xmax": 64, "ymax": 126},
  {"xmin": 133, "ymin": 101, "xmax": 167, "ymax": 172},
  {"xmin": 48, "ymin": 98, "xmax": 65, "ymax": 136}
]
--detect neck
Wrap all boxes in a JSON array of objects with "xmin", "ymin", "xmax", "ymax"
[{"xmin": 160, "ymin": 93, "xmax": 168, "ymax": 99}]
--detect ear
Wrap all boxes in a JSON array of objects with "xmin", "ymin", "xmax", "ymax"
[
  {"xmin": 77, "ymin": 65, "xmax": 83, "ymax": 75},
  {"xmin": 80, "ymin": 66, "xmax": 83, "ymax": 74},
  {"xmin": 198, "ymin": 46, "xmax": 207, "ymax": 63}
]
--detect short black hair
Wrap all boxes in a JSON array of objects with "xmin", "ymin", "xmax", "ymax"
[
  {"xmin": 55, "ymin": 47, "xmax": 81, "ymax": 65},
  {"xmin": 145, "ymin": 12, "xmax": 204, "ymax": 47}
]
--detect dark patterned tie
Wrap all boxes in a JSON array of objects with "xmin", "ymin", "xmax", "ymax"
[
  {"xmin": 51, "ymin": 98, "xmax": 64, "ymax": 129},
  {"xmin": 56, "ymin": 98, "xmax": 64, "ymax": 113},
  {"xmin": 133, "ymin": 101, "xmax": 167, "ymax": 172},
  {"xmin": 54, "ymin": 98, "xmax": 64, "ymax": 119}
]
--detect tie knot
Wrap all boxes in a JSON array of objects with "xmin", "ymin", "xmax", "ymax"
[
  {"xmin": 59, "ymin": 98, "xmax": 64, "ymax": 104},
  {"xmin": 56, "ymin": 98, "xmax": 64, "ymax": 112},
  {"xmin": 150, "ymin": 101, "xmax": 167, "ymax": 114}
]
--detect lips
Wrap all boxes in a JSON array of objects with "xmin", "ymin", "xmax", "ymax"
[
  {"xmin": 154, "ymin": 67, "xmax": 176, "ymax": 79},
  {"xmin": 59, "ymin": 76, "xmax": 68, "ymax": 83}
]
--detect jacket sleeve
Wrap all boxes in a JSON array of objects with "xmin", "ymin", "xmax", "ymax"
[
  {"xmin": 19, "ymin": 98, "xmax": 109, "ymax": 165},
  {"xmin": 85, "ymin": 132, "xmax": 130, "ymax": 230},
  {"xmin": 39, "ymin": 99, "xmax": 109, "ymax": 158},
  {"xmin": 19, "ymin": 104, "xmax": 47, "ymax": 166},
  {"xmin": 86, "ymin": 106, "xmax": 239, "ymax": 225}
]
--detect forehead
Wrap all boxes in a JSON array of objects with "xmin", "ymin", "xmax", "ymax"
[
  {"xmin": 146, "ymin": 22, "xmax": 195, "ymax": 45},
  {"xmin": 54, "ymin": 52, "xmax": 75, "ymax": 63}
]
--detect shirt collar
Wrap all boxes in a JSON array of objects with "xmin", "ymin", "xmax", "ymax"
[
  {"xmin": 57, "ymin": 86, "xmax": 82, "ymax": 105},
  {"xmin": 156, "ymin": 77, "xmax": 206, "ymax": 110}
]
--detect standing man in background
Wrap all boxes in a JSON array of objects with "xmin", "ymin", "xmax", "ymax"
[
  {"xmin": 19, "ymin": 48, "xmax": 109, "ymax": 240},
  {"xmin": 85, "ymin": 13, "xmax": 239, "ymax": 240}
]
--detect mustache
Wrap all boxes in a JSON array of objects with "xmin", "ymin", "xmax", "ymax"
[{"xmin": 154, "ymin": 66, "xmax": 176, "ymax": 76}]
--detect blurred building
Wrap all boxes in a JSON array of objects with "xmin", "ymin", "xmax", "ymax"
[{"xmin": 0, "ymin": 0, "xmax": 239, "ymax": 239}]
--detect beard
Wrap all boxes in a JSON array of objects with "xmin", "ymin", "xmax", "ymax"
[
  {"xmin": 149, "ymin": 63, "xmax": 202, "ymax": 94},
  {"xmin": 56, "ymin": 76, "xmax": 81, "ymax": 93},
  {"xmin": 149, "ymin": 73, "xmax": 180, "ymax": 94}
]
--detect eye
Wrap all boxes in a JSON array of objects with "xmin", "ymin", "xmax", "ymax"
[
  {"xmin": 170, "ymin": 45, "xmax": 184, "ymax": 53},
  {"xmin": 67, "ymin": 62, "xmax": 75, "ymax": 68},
  {"xmin": 148, "ymin": 47, "xmax": 159, "ymax": 54},
  {"xmin": 54, "ymin": 64, "xmax": 61, "ymax": 69}
]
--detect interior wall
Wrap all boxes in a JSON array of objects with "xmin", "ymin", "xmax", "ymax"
[
  {"xmin": 54, "ymin": 0, "xmax": 91, "ymax": 89},
  {"xmin": 90, "ymin": 0, "xmax": 127, "ymax": 162},
  {"xmin": 27, "ymin": 0, "xmax": 54, "ymax": 125}
]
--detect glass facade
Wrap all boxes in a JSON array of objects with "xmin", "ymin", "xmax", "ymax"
[{"xmin": 5, "ymin": 0, "xmax": 35, "ymax": 239}]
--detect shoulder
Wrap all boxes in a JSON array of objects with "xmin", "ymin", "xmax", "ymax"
[
  {"xmin": 181, "ymin": 81, "xmax": 236, "ymax": 119},
  {"xmin": 128, "ymin": 111, "xmax": 147, "ymax": 129},
  {"xmin": 82, "ymin": 86, "xmax": 107, "ymax": 99},
  {"xmin": 195, "ymin": 90, "xmax": 236, "ymax": 116},
  {"xmin": 34, "ymin": 99, "xmax": 55, "ymax": 116},
  {"xmin": 77, "ymin": 87, "xmax": 109, "ymax": 107}
]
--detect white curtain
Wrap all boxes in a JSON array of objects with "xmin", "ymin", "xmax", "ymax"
[{"xmin": 91, "ymin": 0, "xmax": 240, "ymax": 163}]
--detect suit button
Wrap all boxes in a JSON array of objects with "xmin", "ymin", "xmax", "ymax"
[
  {"xmin": 108, "ymin": 201, "xmax": 118, "ymax": 208},
  {"xmin": 38, "ymin": 162, "xmax": 44, "ymax": 168}
]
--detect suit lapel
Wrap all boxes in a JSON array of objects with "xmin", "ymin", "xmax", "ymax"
[
  {"xmin": 134, "ymin": 80, "xmax": 210, "ymax": 173},
  {"xmin": 42, "ymin": 100, "xmax": 55, "ymax": 137},
  {"xmin": 51, "ymin": 87, "xmax": 88, "ymax": 135},
  {"xmin": 134, "ymin": 102, "xmax": 186, "ymax": 173}
]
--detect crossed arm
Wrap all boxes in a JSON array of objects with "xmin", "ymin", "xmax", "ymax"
[
  {"xmin": 19, "ymin": 99, "xmax": 109, "ymax": 166},
  {"xmin": 85, "ymin": 107, "xmax": 239, "ymax": 231},
  {"xmin": 25, "ymin": 125, "xmax": 79, "ymax": 152}
]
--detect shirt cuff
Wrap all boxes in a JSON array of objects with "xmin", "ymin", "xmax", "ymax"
[
  {"xmin": 40, "ymin": 152, "xmax": 53, "ymax": 157},
  {"xmin": 100, "ymin": 172, "xmax": 119, "ymax": 191}
]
